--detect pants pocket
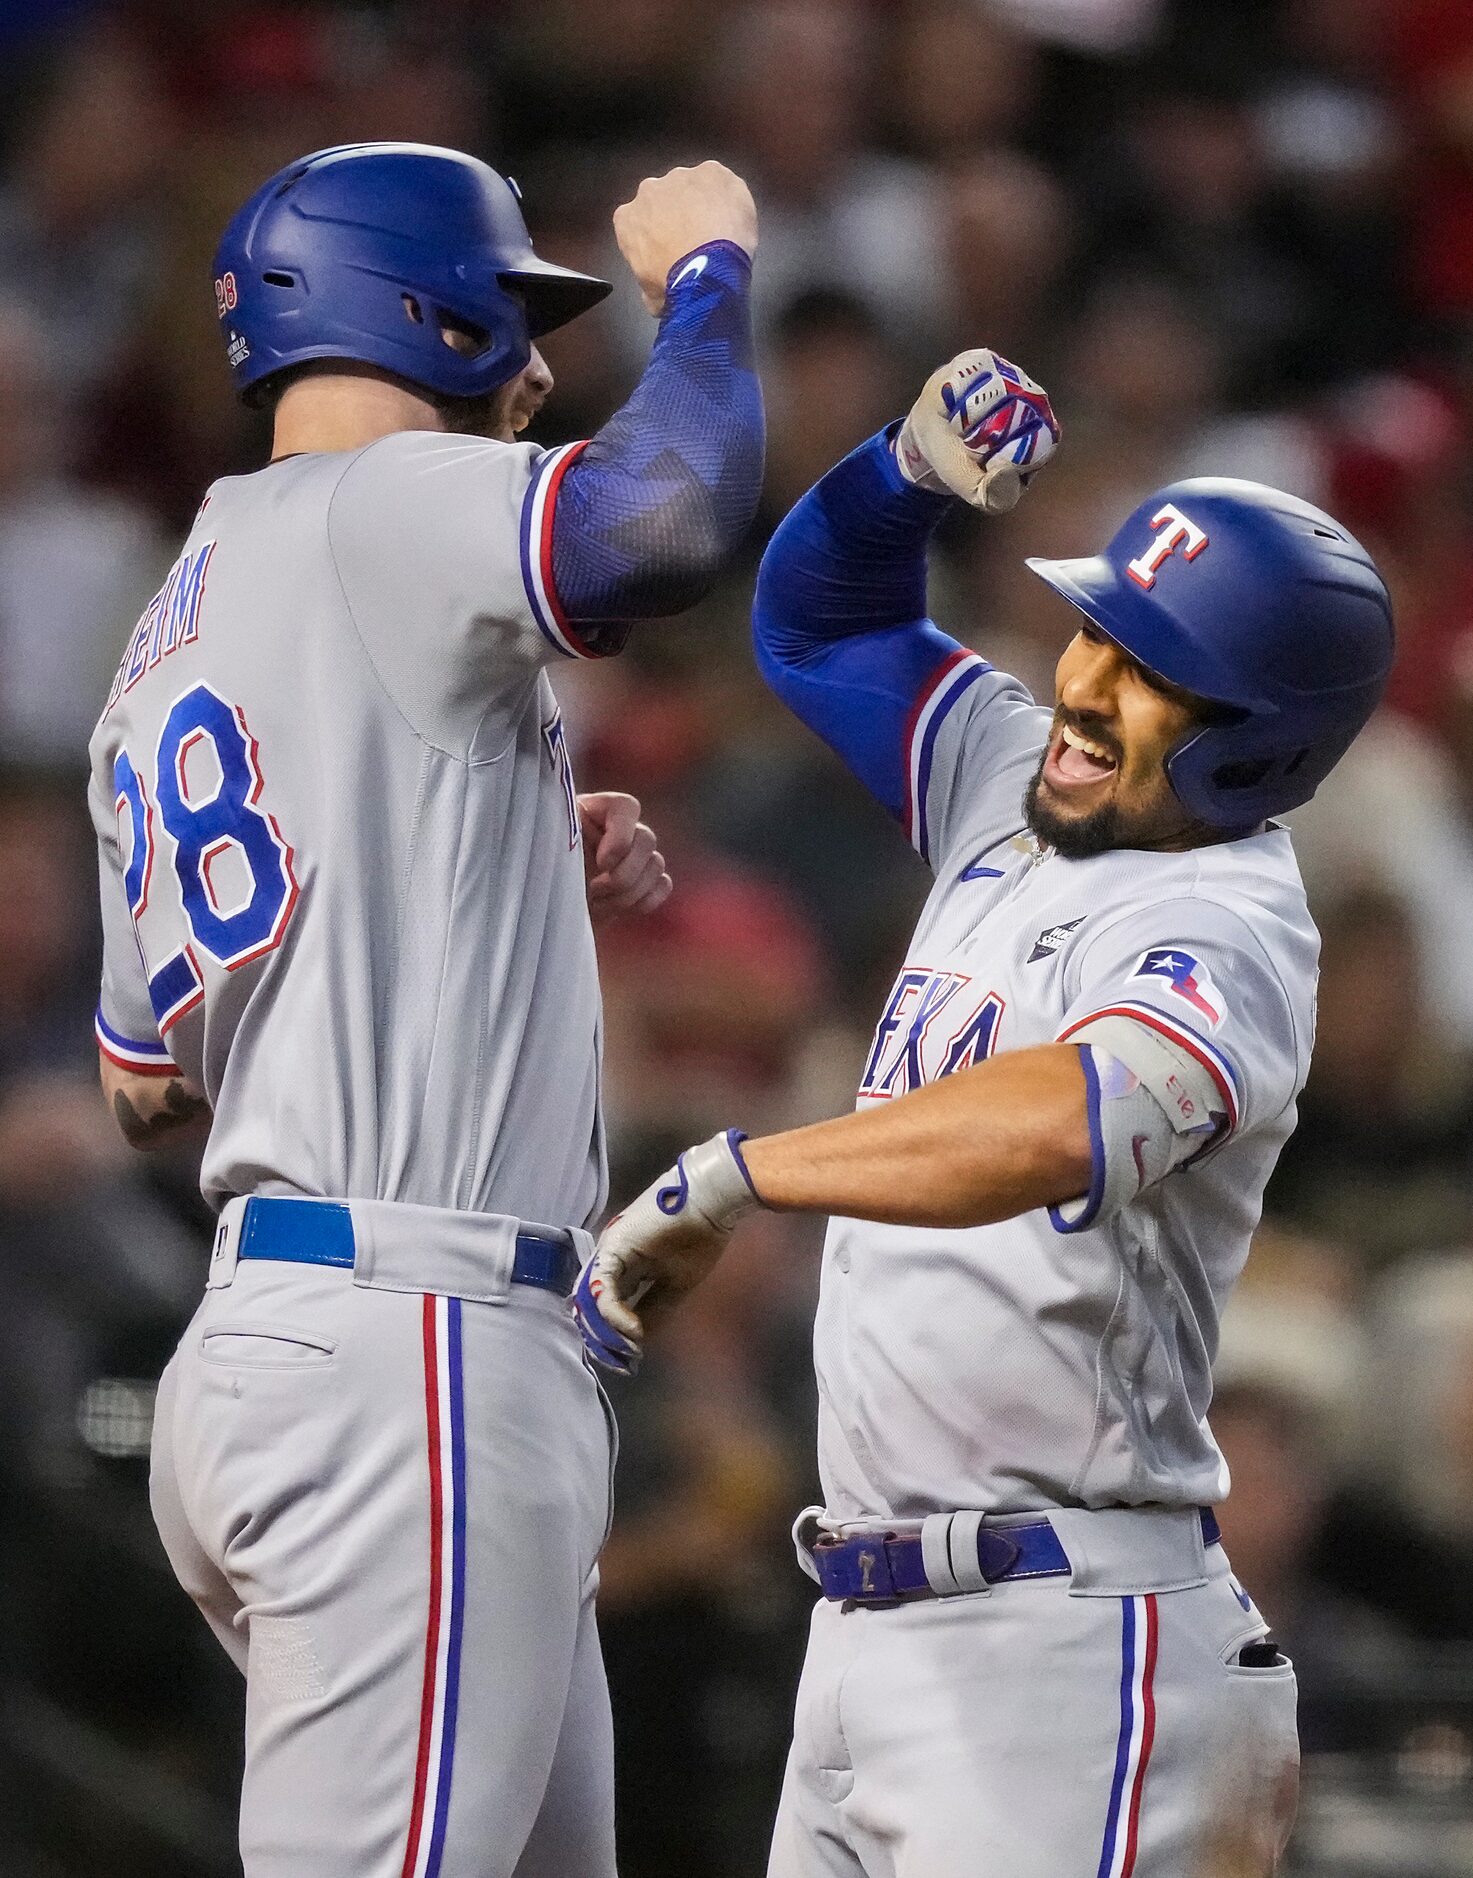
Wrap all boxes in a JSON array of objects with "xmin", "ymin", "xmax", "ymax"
[
  {"xmin": 590, "ymin": 1366, "xmax": 619, "ymax": 1552},
  {"xmin": 200, "ymin": 1324, "xmax": 337, "ymax": 1369},
  {"xmin": 1219, "ymin": 1623, "xmax": 1296, "ymax": 1679}
]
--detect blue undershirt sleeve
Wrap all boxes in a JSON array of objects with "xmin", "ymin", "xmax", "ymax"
[
  {"xmin": 544, "ymin": 240, "xmax": 763, "ymax": 653},
  {"xmin": 752, "ymin": 429, "xmax": 965, "ymax": 824},
  {"xmin": 753, "ymin": 429, "xmax": 1050, "ymax": 865}
]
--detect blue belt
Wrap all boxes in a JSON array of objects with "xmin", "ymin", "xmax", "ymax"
[
  {"xmin": 234, "ymin": 1196, "xmax": 580, "ymax": 1297},
  {"xmin": 813, "ymin": 1508, "xmax": 1222, "ymax": 1602}
]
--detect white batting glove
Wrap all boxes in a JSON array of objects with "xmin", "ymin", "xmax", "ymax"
[
  {"xmin": 895, "ymin": 348, "xmax": 1061, "ymax": 513},
  {"xmin": 573, "ymin": 1131, "xmax": 764, "ymax": 1374}
]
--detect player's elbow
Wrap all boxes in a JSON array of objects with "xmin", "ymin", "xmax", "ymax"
[
  {"xmin": 750, "ymin": 537, "xmax": 825, "ymax": 672},
  {"xmin": 631, "ymin": 481, "xmax": 755, "ymax": 618},
  {"xmin": 648, "ymin": 511, "xmax": 729, "ymax": 615}
]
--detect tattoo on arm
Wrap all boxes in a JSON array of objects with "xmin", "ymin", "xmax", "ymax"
[{"xmin": 113, "ymin": 1077, "xmax": 210, "ymax": 1148}]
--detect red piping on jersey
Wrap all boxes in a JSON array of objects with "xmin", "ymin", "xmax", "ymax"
[
  {"xmin": 95, "ymin": 1035, "xmax": 179, "ymax": 1077},
  {"xmin": 401, "ymin": 1297, "xmax": 444, "ymax": 1878},
  {"xmin": 1119, "ymin": 1594, "xmax": 1159, "ymax": 1877},
  {"xmin": 537, "ymin": 440, "xmax": 599, "ymax": 658}
]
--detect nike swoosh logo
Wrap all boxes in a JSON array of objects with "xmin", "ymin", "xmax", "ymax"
[
  {"xmin": 671, "ymin": 253, "xmax": 709, "ymax": 290},
  {"xmin": 960, "ymin": 862, "xmax": 1005, "ymax": 881}
]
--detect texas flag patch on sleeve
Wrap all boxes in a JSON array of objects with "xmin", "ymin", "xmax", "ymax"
[{"xmin": 1131, "ymin": 947, "xmax": 1225, "ymax": 1026}]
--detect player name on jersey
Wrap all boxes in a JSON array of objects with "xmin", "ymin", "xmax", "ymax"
[{"xmin": 103, "ymin": 537, "xmax": 217, "ymax": 718}]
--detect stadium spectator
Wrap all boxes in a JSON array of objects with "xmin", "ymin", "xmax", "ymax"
[
  {"xmin": 0, "ymin": 310, "xmax": 162, "ymax": 761},
  {"xmin": 1266, "ymin": 886, "xmax": 1473, "ymax": 1270},
  {"xmin": 712, "ymin": 1, "xmax": 944, "ymax": 344},
  {"xmin": 0, "ymin": 20, "xmax": 176, "ymax": 408},
  {"xmin": 1393, "ymin": 0, "xmax": 1473, "ymax": 337},
  {"xmin": 1213, "ymin": 1379, "xmax": 1408, "ymax": 1754}
]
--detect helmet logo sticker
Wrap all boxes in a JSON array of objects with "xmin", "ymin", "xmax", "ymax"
[
  {"xmin": 1126, "ymin": 503, "xmax": 1209, "ymax": 590},
  {"xmin": 1131, "ymin": 947, "xmax": 1224, "ymax": 1025}
]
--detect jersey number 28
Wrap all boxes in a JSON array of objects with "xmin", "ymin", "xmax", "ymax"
[{"xmin": 114, "ymin": 683, "xmax": 298, "ymax": 1031}]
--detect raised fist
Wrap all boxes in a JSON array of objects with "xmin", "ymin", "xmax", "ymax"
[
  {"xmin": 613, "ymin": 161, "xmax": 758, "ymax": 316},
  {"xmin": 895, "ymin": 349, "xmax": 1060, "ymax": 513}
]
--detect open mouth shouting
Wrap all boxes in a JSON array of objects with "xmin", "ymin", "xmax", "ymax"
[{"xmin": 1040, "ymin": 719, "xmax": 1120, "ymax": 796}]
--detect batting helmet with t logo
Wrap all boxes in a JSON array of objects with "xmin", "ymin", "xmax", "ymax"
[{"xmin": 1027, "ymin": 478, "xmax": 1394, "ymax": 829}]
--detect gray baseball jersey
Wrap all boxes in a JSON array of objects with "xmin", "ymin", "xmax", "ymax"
[
  {"xmin": 814, "ymin": 652, "xmax": 1318, "ymax": 1522},
  {"xmin": 89, "ymin": 431, "xmax": 606, "ymax": 1227}
]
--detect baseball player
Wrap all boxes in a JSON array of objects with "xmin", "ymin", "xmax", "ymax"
[
  {"xmin": 87, "ymin": 142, "xmax": 762, "ymax": 1878},
  {"xmin": 576, "ymin": 349, "xmax": 1394, "ymax": 1876}
]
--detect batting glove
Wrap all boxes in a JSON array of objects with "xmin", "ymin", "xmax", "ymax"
[
  {"xmin": 574, "ymin": 1130, "xmax": 764, "ymax": 1375},
  {"xmin": 895, "ymin": 348, "xmax": 1060, "ymax": 513}
]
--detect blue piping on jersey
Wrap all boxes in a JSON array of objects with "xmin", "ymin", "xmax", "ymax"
[
  {"xmin": 1049, "ymin": 1042, "xmax": 1105, "ymax": 1234},
  {"xmin": 912, "ymin": 656, "xmax": 989, "ymax": 863}
]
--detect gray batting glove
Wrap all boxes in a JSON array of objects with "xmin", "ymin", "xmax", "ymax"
[
  {"xmin": 573, "ymin": 1131, "xmax": 764, "ymax": 1373},
  {"xmin": 895, "ymin": 348, "xmax": 1061, "ymax": 513}
]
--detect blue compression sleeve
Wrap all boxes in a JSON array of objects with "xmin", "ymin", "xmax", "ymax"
[
  {"xmin": 753, "ymin": 429, "xmax": 972, "ymax": 822},
  {"xmin": 548, "ymin": 241, "xmax": 763, "ymax": 639}
]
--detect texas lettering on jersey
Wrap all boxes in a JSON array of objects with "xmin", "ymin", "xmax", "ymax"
[{"xmin": 858, "ymin": 967, "xmax": 1005, "ymax": 1097}]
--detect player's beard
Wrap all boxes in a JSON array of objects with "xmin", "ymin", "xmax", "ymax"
[
  {"xmin": 1023, "ymin": 748, "xmax": 1221, "ymax": 856},
  {"xmin": 435, "ymin": 386, "xmax": 512, "ymax": 440},
  {"xmin": 1023, "ymin": 754, "xmax": 1130, "ymax": 859}
]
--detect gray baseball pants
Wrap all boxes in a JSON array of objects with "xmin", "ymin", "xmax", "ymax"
[
  {"xmin": 769, "ymin": 1518, "xmax": 1299, "ymax": 1877},
  {"xmin": 150, "ymin": 1203, "xmax": 618, "ymax": 1878}
]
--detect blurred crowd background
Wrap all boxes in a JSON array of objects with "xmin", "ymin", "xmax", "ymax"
[{"xmin": 1, "ymin": 0, "xmax": 1472, "ymax": 1872}]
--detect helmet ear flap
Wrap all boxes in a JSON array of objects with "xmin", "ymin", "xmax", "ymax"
[{"xmin": 1164, "ymin": 714, "xmax": 1333, "ymax": 829}]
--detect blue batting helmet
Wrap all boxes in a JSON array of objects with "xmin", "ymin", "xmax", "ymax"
[
  {"xmin": 1027, "ymin": 478, "xmax": 1394, "ymax": 828},
  {"xmin": 213, "ymin": 142, "xmax": 610, "ymax": 404}
]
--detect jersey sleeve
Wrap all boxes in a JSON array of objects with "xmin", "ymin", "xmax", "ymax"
[
  {"xmin": 753, "ymin": 429, "xmax": 1050, "ymax": 871},
  {"xmin": 91, "ymin": 778, "xmax": 178, "ymax": 1077},
  {"xmin": 905, "ymin": 656, "xmax": 1052, "ymax": 870},
  {"xmin": 1055, "ymin": 897, "xmax": 1306, "ymax": 1149},
  {"xmin": 327, "ymin": 431, "xmax": 605, "ymax": 753}
]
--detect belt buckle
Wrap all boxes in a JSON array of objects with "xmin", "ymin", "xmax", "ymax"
[{"xmin": 814, "ymin": 1533, "xmax": 901, "ymax": 1602}]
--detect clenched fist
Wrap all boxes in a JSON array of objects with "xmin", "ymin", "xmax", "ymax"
[
  {"xmin": 896, "ymin": 349, "xmax": 1060, "ymax": 513},
  {"xmin": 577, "ymin": 791, "xmax": 671, "ymax": 924},
  {"xmin": 613, "ymin": 161, "xmax": 758, "ymax": 316}
]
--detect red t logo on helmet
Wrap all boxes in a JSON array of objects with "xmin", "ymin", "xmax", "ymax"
[{"xmin": 1126, "ymin": 504, "xmax": 1210, "ymax": 589}]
